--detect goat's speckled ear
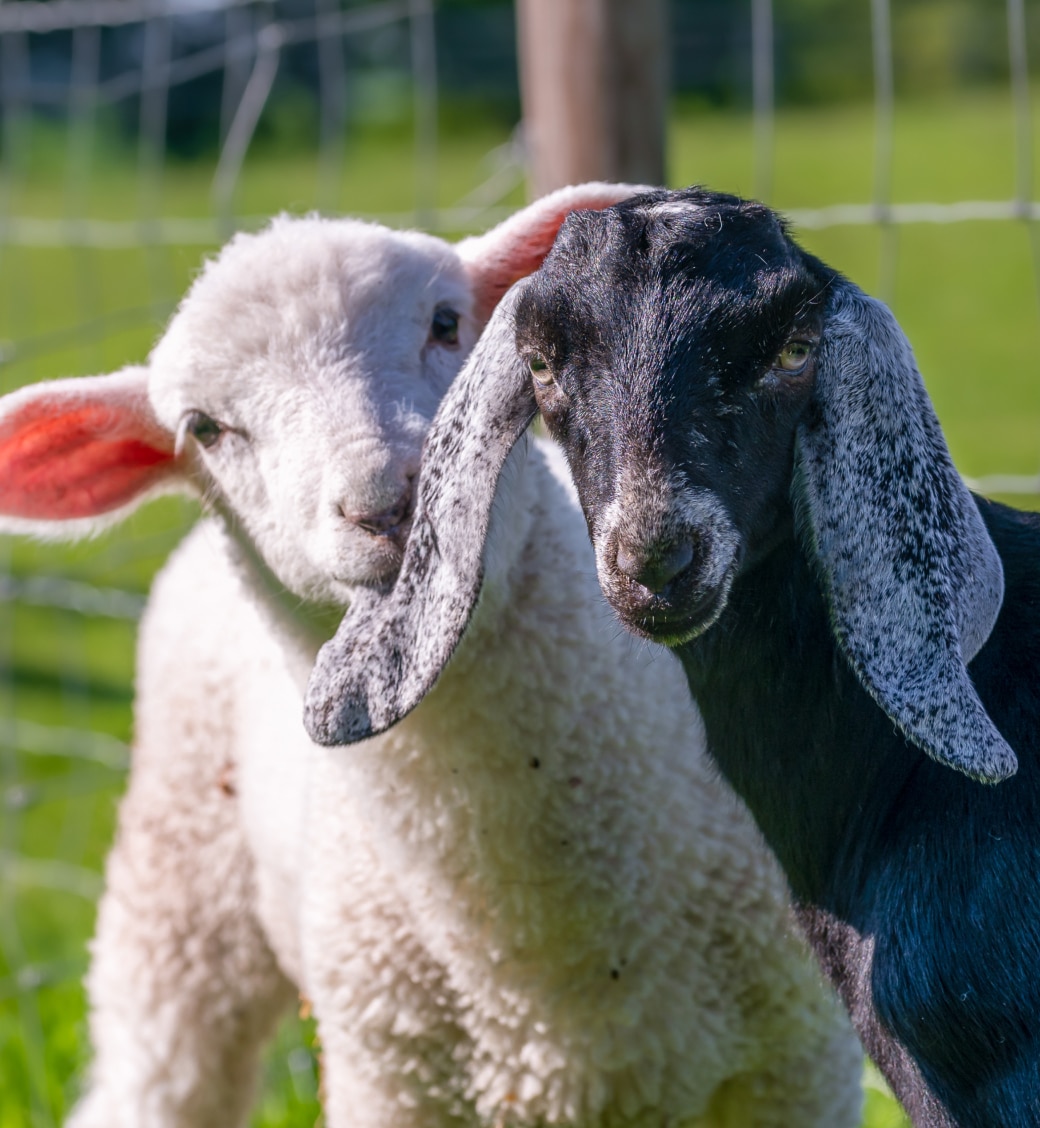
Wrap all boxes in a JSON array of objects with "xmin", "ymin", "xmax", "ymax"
[
  {"xmin": 794, "ymin": 282, "xmax": 1016, "ymax": 783},
  {"xmin": 303, "ymin": 285, "xmax": 537, "ymax": 746}
]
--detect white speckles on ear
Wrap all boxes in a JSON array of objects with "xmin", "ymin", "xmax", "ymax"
[
  {"xmin": 795, "ymin": 283, "xmax": 1015, "ymax": 784},
  {"xmin": 304, "ymin": 285, "xmax": 537, "ymax": 745}
]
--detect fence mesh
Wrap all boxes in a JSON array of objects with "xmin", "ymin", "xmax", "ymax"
[{"xmin": 1, "ymin": 0, "xmax": 1038, "ymax": 1124}]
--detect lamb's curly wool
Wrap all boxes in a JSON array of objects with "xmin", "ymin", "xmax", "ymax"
[{"xmin": 0, "ymin": 191, "xmax": 862, "ymax": 1128}]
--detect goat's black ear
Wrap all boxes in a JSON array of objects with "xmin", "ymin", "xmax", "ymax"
[
  {"xmin": 794, "ymin": 282, "xmax": 1016, "ymax": 784},
  {"xmin": 303, "ymin": 285, "xmax": 537, "ymax": 746}
]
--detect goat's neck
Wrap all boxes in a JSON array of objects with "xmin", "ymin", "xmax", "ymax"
[{"xmin": 676, "ymin": 533, "xmax": 915, "ymax": 911}]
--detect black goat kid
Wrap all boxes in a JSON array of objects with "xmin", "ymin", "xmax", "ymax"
[{"xmin": 304, "ymin": 189, "xmax": 1040, "ymax": 1128}]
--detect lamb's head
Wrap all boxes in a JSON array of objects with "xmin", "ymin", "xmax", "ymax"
[
  {"xmin": 148, "ymin": 215, "xmax": 473, "ymax": 603},
  {"xmin": 0, "ymin": 183, "xmax": 646, "ymax": 608}
]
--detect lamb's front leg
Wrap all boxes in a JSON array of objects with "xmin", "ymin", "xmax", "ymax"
[
  {"xmin": 299, "ymin": 778, "xmax": 473, "ymax": 1128},
  {"xmin": 305, "ymin": 896, "xmax": 473, "ymax": 1128},
  {"xmin": 317, "ymin": 1018, "xmax": 474, "ymax": 1128},
  {"xmin": 66, "ymin": 739, "xmax": 295, "ymax": 1128}
]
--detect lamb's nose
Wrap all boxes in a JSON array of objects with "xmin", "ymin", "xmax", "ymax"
[
  {"xmin": 615, "ymin": 539, "xmax": 694, "ymax": 594},
  {"xmin": 343, "ymin": 480, "xmax": 414, "ymax": 540}
]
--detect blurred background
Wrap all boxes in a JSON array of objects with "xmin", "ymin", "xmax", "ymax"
[{"xmin": 1, "ymin": 1, "xmax": 1038, "ymax": 1125}]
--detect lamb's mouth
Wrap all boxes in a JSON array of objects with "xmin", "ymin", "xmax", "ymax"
[
  {"xmin": 328, "ymin": 571, "xmax": 397, "ymax": 599},
  {"xmin": 330, "ymin": 538, "xmax": 408, "ymax": 594}
]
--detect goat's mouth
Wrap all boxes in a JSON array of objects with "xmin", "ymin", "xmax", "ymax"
[
  {"xmin": 600, "ymin": 525, "xmax": 740, "ymax": 646},
  {"xmin": 609, "ymin": 579, "xmax": 731, "ymax": 646}
]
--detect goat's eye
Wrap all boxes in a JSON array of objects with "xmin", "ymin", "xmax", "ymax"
[
  {"xmin": 528, "ymin": 353, "xmax": 554, "ymax": 387},
  {"xmin": 184, "ymin": 410, "xmax": 224, "ymax": 449},
  {"xmin": 430, "ymin": 307, "xmax": 460, "ymax": 347},
  {"xmin": 775, "ymin": 340, "xmax": 814, "ymax": 374}
]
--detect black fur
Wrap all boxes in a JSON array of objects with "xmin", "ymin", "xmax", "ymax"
[
  {"xmin": 515, "ymin": 188, "xmax": 1040, "ymax": 1127},
  {"xmin": 677, "ymin": 500, "xmax": 1040, "ymax": 1128}
]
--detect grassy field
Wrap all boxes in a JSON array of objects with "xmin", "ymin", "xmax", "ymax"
[{"xmin": 1, "ymin": 86, "xmax": 1039, "ymax": 1127}]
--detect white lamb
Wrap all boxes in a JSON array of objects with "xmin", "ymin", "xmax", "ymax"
[{"xmin": 0, "ymin": 186, "xmax": 863, "ymax": 1128}]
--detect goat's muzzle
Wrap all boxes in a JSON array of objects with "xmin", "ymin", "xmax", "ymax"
[{"xmin": 602, "ymin": 517, "xmax": 740, "ymax": 646}]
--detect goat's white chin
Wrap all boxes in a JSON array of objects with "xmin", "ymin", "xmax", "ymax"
[{"xmin": 606, "ymin": 568, "xmax": 736, "ymax": 647}]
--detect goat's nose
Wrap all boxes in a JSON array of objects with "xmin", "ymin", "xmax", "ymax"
[
  {"xmin": 341, "ymin": 479, "xmax": 414, "ymax": 540},
  {"xmin": 615, "ymin": 539, "xmax": 694, "ymax": 594}
]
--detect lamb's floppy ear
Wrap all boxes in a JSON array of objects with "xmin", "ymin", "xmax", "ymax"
[
  {"xmin": 794, "ymin": 282, "xmax": 1016, "ymax": 783},
  {"xmin": 458, "ymin": 181, "xmax": 652, "ymax": 324},
  {"xmin": 0, "ymin": 366, "xmax": 179, "ymax": 539},
  {"xmin": 304, "ymin": 285, "xmax": 536, "ymax": 746}
]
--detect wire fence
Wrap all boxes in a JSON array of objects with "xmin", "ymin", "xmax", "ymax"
[{"xmin": 1, "ymin": 0, "xmax": 1039, "ymax": 1124}]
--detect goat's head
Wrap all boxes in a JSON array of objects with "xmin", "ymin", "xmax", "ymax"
[
  {"xmin": 518, "ymin": 187, "xmax": 1013, "ymax": 783},
  {"xmin": 306, "ymin": 187, "xmax": 1016, "ymax": 786},
  {"xmin": 0, "ymin": 184, "xmax": 645, "ymax": 611},
  {"xmin": 517, "ymin": 190, "xmax": 828, "ymax": 644}
]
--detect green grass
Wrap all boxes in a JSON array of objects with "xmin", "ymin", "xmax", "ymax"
[{"xmin": 4, "ymin": 86, "xmax": 1040, "ymax": 1126}]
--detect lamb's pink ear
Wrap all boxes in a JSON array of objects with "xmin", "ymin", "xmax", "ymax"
[
  {"xmin": 457, "ymin": 181, "xmax": 652, "ymax": 323},
  {"xmin": 0, "ymin": 366, "xmax": 179, "ymax": 537}
]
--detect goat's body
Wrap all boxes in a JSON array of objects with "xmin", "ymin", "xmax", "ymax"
[
  {"xmin": 677, "ymin": 498, "xmax": 1040, "ymax": 1128},
  {"xmin": 73, "ymin": 441, "xmax": 862, "ymax": 1128}
]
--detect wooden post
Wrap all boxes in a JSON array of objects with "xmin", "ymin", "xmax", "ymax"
[{"xmin": 516, "ymin": 0, "xmax": 667, "ymax": 198}]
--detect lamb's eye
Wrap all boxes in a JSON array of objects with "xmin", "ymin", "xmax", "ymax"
[
  {"xmin": 775, "ymin": 340, "xmax": 814, "ymax": 374},
  {"xmin": 184, "ymin": 410, "xmax": 224, "ymax": 449},
  {"xmin": 528, "ymin": 353, "xmax": 554, "ymax": 387},
  {"xmin": 430, "ymin": 307, "xmax": 460, "ymax": 347}
]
